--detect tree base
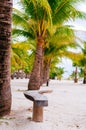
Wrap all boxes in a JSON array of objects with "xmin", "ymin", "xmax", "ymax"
[
  {"xmin": 83, "ymin": 79, "xmax": 86, "ymax": 84},
  {"xmin": 74, "ymin": 78, "xmax": 78, "ymax": 83}
]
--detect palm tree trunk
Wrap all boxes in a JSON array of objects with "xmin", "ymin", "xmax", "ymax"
[
  {"xmin": 40, "ymin": 48, "xmax": 44, "ymax": 86},
  {"xmin": 0, "ymin": 0, "xmax": 12, "ymax": 116},
  {"xmin": 83, "ymin": 66, "xmax": 86, "ymax": 84},
  {"xmin": 42, "ymin": 59, "xmax": 51, "ymax": 85},
  {"xmin": 28, "ymin": 37, "xmax": 44, "ymax": 90},
  {"xmin": 74, "ymin": 66, "xmax": 78, "ymax": 83}
]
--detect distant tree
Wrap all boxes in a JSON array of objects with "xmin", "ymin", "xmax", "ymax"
[
  {"xmin": 67, "ymin": 41, "xmax": 86, "ymax": 84},
  {"xmin": 50, "ymin": 66, "xmax": 64, "ymax": 80},
  {"xmin": 79, "ymin": 42, "xmax": 86, "ymax": 84},
  {"xmin": 79, "ymin": 67, "xmax": 84, "ymax": 79},
  {"xmin": 74, "ymin": 65, "xmax": 78, "ymax": 83}
]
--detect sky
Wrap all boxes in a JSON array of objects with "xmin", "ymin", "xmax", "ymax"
[
  {"xmin": 13, "ymin": 1, "xmax": 86, "ymax": 78},
  {"xmin": 72, "ymin": 1, "xmax": 86, "ymax": 31},
  {"xmin": 60, "ymin": 2, "xmax": 86, "ymax": 78}
]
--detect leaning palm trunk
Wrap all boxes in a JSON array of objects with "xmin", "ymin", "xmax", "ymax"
[
  {"xmin": 0, "ymin": 0, "xmax": 12, "ymax": 116},
  {"xmin": 28, "ymin": 37, "xmax": 44, "ymax": 90},
  {"xmin": 83, "ymin": 66, "xmax": 86, "ymax": 84}
]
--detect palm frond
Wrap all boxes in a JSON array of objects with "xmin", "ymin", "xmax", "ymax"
[
  {"xmin": 49, "ymin": 0, "xmax": 86, "ymax": 24},
  {"xmin": 21, "ymin": 0, "xmax": 52, "ymax": 23},
  {"xmin": 12, "ymin": 28, "xmax": 34, "ymax": 39},
  {"xmin": 12, "ymin": 14, "xmax": 29, "ymax": 30}
]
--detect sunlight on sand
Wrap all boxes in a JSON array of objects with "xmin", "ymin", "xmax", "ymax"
[{"xmin": 0, "ymin": 79, "xmax": 86, "ymax": 130}]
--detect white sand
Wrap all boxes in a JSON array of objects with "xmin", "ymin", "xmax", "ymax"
[{"xmin": 0, "ymin": 79, "xmax": 86, "ymax": 130}]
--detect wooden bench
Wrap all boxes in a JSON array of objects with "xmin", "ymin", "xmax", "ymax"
[{"xmin": 24, "ymin": 90, "xmax": 48, "ymax": 122}]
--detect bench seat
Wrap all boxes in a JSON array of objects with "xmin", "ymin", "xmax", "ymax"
[{"xmin": 24, "ymin": 90, "xmax": 48, "ymax": 122}]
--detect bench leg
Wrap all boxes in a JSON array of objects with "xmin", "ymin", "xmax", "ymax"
[{"xmin": 32, "ymin": 102, "xmax": 43, "ymax": 122}]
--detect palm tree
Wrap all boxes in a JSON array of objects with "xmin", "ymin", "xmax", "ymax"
[
  {"xmin": 79, "ymin": 42, "xmax": 86, "ymax": 84},
  {"xmin": 73, "ymin": 64, "xmax": 78, "ymax": 83},
  {"xmin": 13, "ymin": 0, "xmax": 86, "ymax": 90},
  {"xmin": 41, "ymin": 25, "xmax": 77, "ymax": 84},
  {"xmin": 0, "ymin": 0, "xmax": 12, "ymax": 116},
  {"xmin": 63, "ymin": 50, "xmax": 82, "ymax": 82},
  {"xmin": 68, "ymin": 41, "xmax": 86, "ymax": 84}
]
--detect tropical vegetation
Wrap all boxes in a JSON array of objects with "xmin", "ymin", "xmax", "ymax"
[{"xmin": 12, "ymin": 0, "xmax": 86, "ymax": 89}]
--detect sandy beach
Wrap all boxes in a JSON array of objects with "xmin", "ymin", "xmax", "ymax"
[{"xmin": 0, "ymin": 79, "xmax": 86, "ymax": 130}]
